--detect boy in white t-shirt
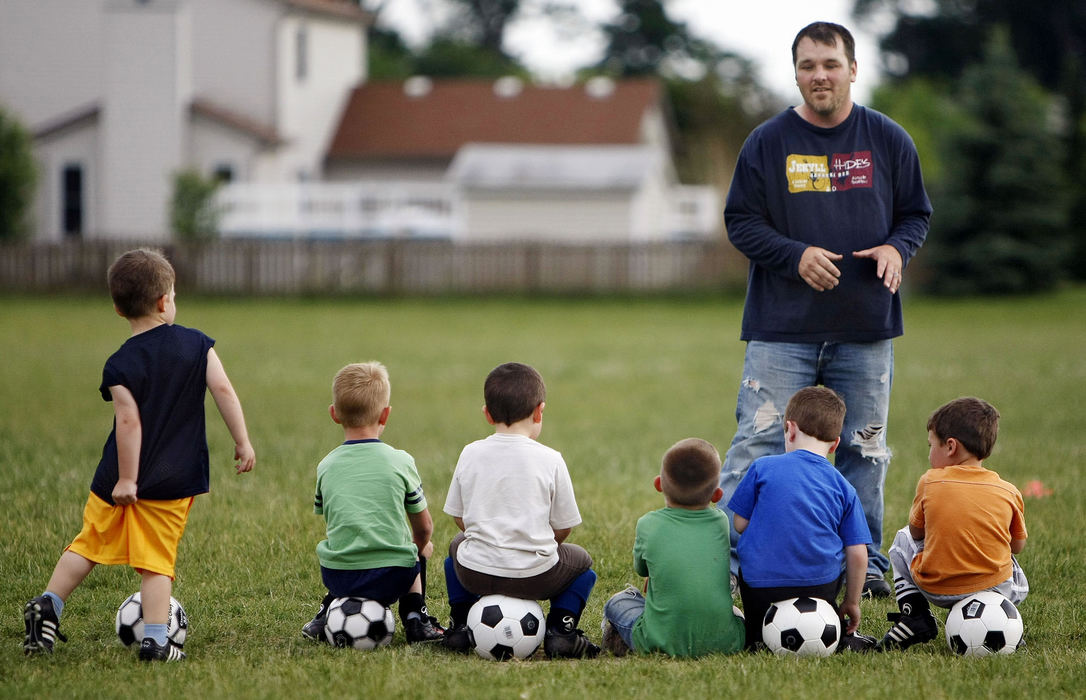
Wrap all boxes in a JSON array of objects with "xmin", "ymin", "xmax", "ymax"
[{"xmin": 442, "ymin": 362, "xmax": 600, "ymax": 659}]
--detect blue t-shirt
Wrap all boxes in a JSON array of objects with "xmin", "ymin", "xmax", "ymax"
[
  {"xmin": 727, "ymin": 449, "xmax": 871, "ymax": 587},
  {"xmin": 725, "ymin": 106, "xmax": 931, "ymax": 343},
  {"xmin": 90, "ymin": 324, "xmax": 215, "ymax": 504}
]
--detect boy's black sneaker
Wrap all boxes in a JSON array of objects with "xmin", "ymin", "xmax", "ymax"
[
  {"xmin": 837, "ymin": 632, "xmax": 878, "ymax": 653},
  {"xmin": 862, "ymin": 573, "xmax": 892, "ymax": 599},
  {"xmin": 543, "ymin": 628, "xmax": 601, "ymax": 659},
  {"xmin": 138, "ymin": 638, "xmax": 186, "ymax": 662},
  {"xmin": 405, "ymin": 615, "xmax": 445, "ymax": 643},
  {"xmin": 876, "ymin": 609, "xmax": 938, "ymax": 651},
  {"xmin": 301, "ymin": 616, "xmax": 326, "ymax": 642},
  {"xmin": 442, "ymin": 623, "xmax": 474, "ymax": 654},
  {"xmin": 23, "ymin": 596, "xmax": 67, "ymax": 655}
]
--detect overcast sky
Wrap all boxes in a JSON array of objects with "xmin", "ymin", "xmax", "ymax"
[{"xmin": 375, "ymin": 0, "xmax": 889, "ymax": 104}]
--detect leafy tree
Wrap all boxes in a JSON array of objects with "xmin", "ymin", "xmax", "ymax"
[
  {"xmin": 924, "ymin": 30, "xmax": 1070, "ymax": 295},
  {"xmin": 0, "ymin": 106, "xmax": 37, "ymax": 241}
]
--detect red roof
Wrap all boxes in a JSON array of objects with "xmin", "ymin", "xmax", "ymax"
[{"xmin": 327, "ymin": 78, "xmax": 665, "ymax": 161}]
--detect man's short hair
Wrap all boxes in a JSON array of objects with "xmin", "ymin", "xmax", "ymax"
[
  {"xmin": 333, "ymin": 362, "xmax": 391, "ymax": 428},
  {"xmin": 660, "ymin": 438, "xmax": 722, "ymax": 507},
  {"xmin": 785, "ymin": 386, "xmax": 846, "ymax": 442},
  {"xmin": 927, "ymin": 397, "xmax": 1000, "ymax": 459},
  {"xmin": 107, "ymin": 248, "xmax": 175, "ymax": 318},
  {"xmin": 792, "ymin": 21, "xmax": 856, "ymax": 66},
  {"xmin": 484, "ymin": 362, "xmax": 546, "ymax": 425}
]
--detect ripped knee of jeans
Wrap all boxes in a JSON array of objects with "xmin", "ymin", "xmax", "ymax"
[
  {"xmin": 752, "ymin": 399, "xmax": 781, "ymax": 434},
  {"xmin": 851, "ymin": 423, "xmax": 892, "ymax": 460}
]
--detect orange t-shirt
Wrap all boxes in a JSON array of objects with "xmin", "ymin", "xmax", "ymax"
[{"xmin": 908, "ymin": 465, "xmax": 1027, "ymax": 595}]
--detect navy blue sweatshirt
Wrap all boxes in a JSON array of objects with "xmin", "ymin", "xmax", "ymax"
[{"xmin": 725, "ymin": 105, "xmax": 931, "ymax": 342}]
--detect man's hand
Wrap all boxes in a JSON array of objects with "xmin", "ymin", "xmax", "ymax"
[
  {"xmin": 853, "ymin": 244, "xmax": 904, "ymax": 293},
  {"xmin": 798, "ymin": 246, "xmax": 844, "ymax": 291}
]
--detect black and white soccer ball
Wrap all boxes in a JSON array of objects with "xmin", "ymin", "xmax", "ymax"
[
  {"xmin": 324, "ymin": 597, "xmax": 394, "ymax": 650},
  {"xmin": 466, "ymin": 595, "xmax": 545, "ymax": 661},
  {"xmin": 945, "ymin": 590, "xmax": 1023, "ymax": 656},
  {"xmin": 761, "ymin": 596, "xmax": 841, "ymax": 657},
  {"xmin": 115, "ymin": 592, "xmax": 188, "ymax": 647}
]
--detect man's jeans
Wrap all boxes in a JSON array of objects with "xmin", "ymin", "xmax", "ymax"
[{"xmin": 718, "ymin": 340, "xmax": 894, "ymax": 576}]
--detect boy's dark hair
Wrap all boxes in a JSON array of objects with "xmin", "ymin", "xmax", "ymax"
[
  {"xmin": 785, "ymin": 386, "xmax": 846, "ymax": 442},
  {"xmin": 107, "ymin": 248, "xmax": 175, "ymax": 318},
  {"xmin": 484, "ymin": 362, "xmax": 545, "ymax": 425},
  {"xmin": 660, "ymin": 438, "xmax": 722, "ymax": 507},
  {"xmin": 792, "ymin": 21, "xmax": 856, "ymax": 66},
  {"xmin": 927, "ymin": 397, "xmax": 1000, "ymax": 460}
]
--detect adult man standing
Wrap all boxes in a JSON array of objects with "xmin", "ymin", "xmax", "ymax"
[{"xmin": 719, "ymin": 21, "xmax": 931, "ymax": 597}]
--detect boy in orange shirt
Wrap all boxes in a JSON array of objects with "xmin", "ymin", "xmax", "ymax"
[{"xmin": 877, "ymin": 397, "xmax": 1028, "ymax": 650}]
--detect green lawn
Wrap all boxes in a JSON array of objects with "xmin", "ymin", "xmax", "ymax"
[{"xmin": 2, "ymin": 290, "xmax": 1085, "ymax": 699}]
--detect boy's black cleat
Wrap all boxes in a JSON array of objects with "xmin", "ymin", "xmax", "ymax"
[
  {"xmin": 543, "ymin": 628, "xmax": 601, "ymax": 659},
  {"xmin": 862, "ymin": 573, "xmax": 892, "ymax": 599},
  {"xmin": 836, "ymin": 631, "xmax": 878, "ymax": 653},
  {"xmin": 23, "ymin": 596, "xmax": 67, "ymax": 655},
  {"xmin": 876, "ymin": 609, "xmax": 938, "ymax": 651},
  {"xmin": 301, "ymin": 616, "xmax": 326, "ymax": 642},
  {"xmin": 442, "ymin": 623, "xmax": 474, "ymax": 654},
  {"xmin": 138, "ymin": 637, "xmax": 186, "ymax": 662},
  {"xmin": 404, "ymin": 615, "xmax": 445, "ymax": 643}
]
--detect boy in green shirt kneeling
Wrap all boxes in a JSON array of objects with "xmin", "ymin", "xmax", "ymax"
[{"xmin": 601, "ymin": 438, "xmax": 745, "ymax": 657}]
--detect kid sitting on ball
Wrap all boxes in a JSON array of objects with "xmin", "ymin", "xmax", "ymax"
[
  {"xmin": 601, "ymin": 438, "xmax": 745, "ymax": 657},
  {"xmin": 442, "ymin": 362, "xmax": 600, "ymax": 659},
  {"xmin": 727, "ymin": 387, "xmax": 874, "ymax": 652},
  {"xmin": 876, "ymin": 397, "xmax": 1028, "ymax": 651},
  {"xmin": 302, "ymin": 362, "xmax": 444, "ymax": 645},
  {"xmin": 23, "ymin": 248, "xmax": 255, "ymax": 662}
]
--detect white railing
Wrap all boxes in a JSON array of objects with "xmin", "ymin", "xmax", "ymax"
[{"xmin": 217, "ymin": 181, "xmax": 462, "ymax": 239}]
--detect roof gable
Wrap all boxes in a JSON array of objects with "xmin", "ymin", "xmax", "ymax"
[{"xmin": 327, "ymin": 78, "xmax": 664, "ymax": 160}]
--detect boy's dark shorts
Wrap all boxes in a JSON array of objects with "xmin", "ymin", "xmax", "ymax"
[
  {"xmin": 321, "ymin": 561, "xmax": 421, "ymax": 607},
  {"xmin": 449, "ymin": 532, "xmax": 592, "ymax": 600}
]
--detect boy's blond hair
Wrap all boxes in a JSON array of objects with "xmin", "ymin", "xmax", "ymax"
[
  {"xmin": 107, "ymin": 248, "xmax": 175, "ymax": 318},
  {"xmin": 660, "ymin": 438, "xmax": 722, "ymax": 507},
  {"xmin": 333, "ymin": 362, "xmax": 391, "ymax": 428},
  {"xmin": 928, "ymin": 397, "xmax": 1000, "ymax": 459},
  {"xmin": 785, "ymin": 387, "xmax": 846, "ymax": 442}
]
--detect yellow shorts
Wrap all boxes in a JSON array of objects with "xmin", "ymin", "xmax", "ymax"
[{"xmin": 66, "ymin": 493, "xmax": 194, "ymax": 579}]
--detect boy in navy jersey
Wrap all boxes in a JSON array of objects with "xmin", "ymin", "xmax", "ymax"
[{"xmin": 23, "ymin": 248, "xmax": 255, "ymax": 662}]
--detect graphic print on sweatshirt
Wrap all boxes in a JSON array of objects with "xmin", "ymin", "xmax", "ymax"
[{"xmin": 787, "ymin": 151, "xmax": 872, "ymax": 193}]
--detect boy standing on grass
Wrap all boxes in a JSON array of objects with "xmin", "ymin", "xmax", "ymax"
[
  {"xmin": 23, "ymin": 248, "xmax": 255, "ymax": 662},
  {"xmin": 877, "ymin": 397, "xmax": 1028, "ymax": 651},
  {"xmin": 442, "ymin": 362, "xmax": 600, "ymax": 659},
  {"xmin": 302, "ymin": 362, "xmax": 445, "ymax": 644},
  {"xmin": 600, "ymin": 438, "xmax": 745, "ymax": 657},
  {"xmin": 727, "ymin": 387, "xmax": 874, "ymax": 651}
]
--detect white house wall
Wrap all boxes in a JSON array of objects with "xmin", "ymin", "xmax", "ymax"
[
  {"xmin": 459, "ymin": 192, "xmax": 636, "ymax": 242},
  {"xmin": 325, "ymin": 161, "xmax": 450, "ymax": 183},
  {"xmin": 33, "ymin": 124, "xmax": 99, "ymax": 242}
]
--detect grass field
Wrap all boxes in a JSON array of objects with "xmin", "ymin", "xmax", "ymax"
[{"xmin": 2, "ymin": 290, "xmax": 1085, "ymax": 699}]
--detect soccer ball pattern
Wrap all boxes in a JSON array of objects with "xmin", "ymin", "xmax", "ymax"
[
  {"xmin": 324, "ymin": 597, "xmax": 395, "ymax": 650},
  {"xmin": 761, "ymin": 596, "xmax": 841, "ymax": 657},
  {"xmin": 466, "ymin": 595, "xmax": 545, "ymax": 661},
  {"xmin": 945, "ymin": 590, "xmax": 1023, "ymax": 656},
  {"xmin": 115, "ymin": 592, "xmax": 188, "ymax": 647}
]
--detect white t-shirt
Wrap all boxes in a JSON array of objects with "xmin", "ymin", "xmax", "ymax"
[{"xmin": 444, "ymin": 433, "xmax": 582, "ymax": 578}]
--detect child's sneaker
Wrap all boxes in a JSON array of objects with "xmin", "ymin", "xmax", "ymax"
[
  {"xmin": 543, "ymin": 628, "xmax": 601, "ymax": 659},
  {"xmin": 600, "ymin": 620, "xmax": 630, "ymax": 657},
  {"xmin": 138, "ymin": 638, "xmax": 186, "ymax": 662},
  {"xmin": 837, "ymin": 631, "xmax": 878, "ymax": 653},
  {"xmin": 862, "ymin": 573, "xmax": 892, "ymax": 599},
  {"xmin": 404, "ymin": 614, "xmax": 445, "ymax": 643},
  {"xmin": 442, "ymin": 623, "xmax": 474, "ymax": 654},
  {"xmin": 23, "ymin": 595, "xmax": 67, "ymax": 655},
  {"xmin": 876, "ymin": 609, "xmax": 938, "ymax": 651},
  {"xmin": 301, "ymin": 615, "xmax": 326, "ymax": 642}
]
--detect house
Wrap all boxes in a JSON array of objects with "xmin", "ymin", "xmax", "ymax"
[{"xmin": 0, "ymin": 0, "xmax": 369, "ymax": 241}]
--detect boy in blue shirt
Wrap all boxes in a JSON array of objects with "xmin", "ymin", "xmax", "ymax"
[
  {"xmin": 23, "ymin": 248, "xmax": 255, "ymax": 662},
  {"xmin": 728, "ymin": 386, "xmax": 874, "ymax": 651}
]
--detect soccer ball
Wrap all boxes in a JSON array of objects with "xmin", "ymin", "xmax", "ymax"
[
  {"xmin": 761, "ymin": 597, "xmax": 841, "ymax": 657},
  {"xmin": 115, "ymin": 592, "xmax": 188, "ymax": 647},
  {"xmin": 466, "ymin": 595, "xmax": 545, "ymax": 661},
  {"xmin": 323, "ymin": 597, "xmax": 394, "ymax": 650},
  {"xmin": 945, "ymin": 591, "xmax": 1023, "ymax": 656}
]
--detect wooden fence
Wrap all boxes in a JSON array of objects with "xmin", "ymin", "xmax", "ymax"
[{"xmin": 0, "ymin": 240, "xmax": 749, "ymax": 295}]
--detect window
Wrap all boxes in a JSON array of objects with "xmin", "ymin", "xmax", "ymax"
[
  {"xmin": 295, "ymin": 25, "xmax": 308, "ymax": 81},
  {"xmin": 213, "ymin": 164, "xmax": 234, "ymax": 183},
  {"xmin": 62, "ymin": 164, "xmax": 83, "ymax": 237}
]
